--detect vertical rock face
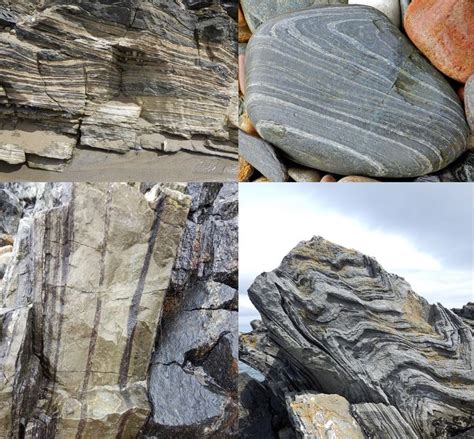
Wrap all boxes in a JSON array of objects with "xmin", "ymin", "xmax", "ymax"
[
  {"xmin": 145, "ymin": 182, "xmax": 238, "ymax": 437},
  {"xmin": 241, "ymin": 237, "xmax": 474, "ymax": 438},
  {"xmin": 0, "ymin": 182, "xmax": 237, "ymax": 437},
  {"xmin": 0, "ymin": 1, "xmax": 237, "ymax": 166}
]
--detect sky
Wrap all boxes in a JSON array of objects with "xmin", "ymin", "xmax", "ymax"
[{"xmin": 239, "ymin": 183, "xmax": 474, "ymax": 332}]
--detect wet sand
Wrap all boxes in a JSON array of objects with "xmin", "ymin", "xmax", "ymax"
[{"xmin": 0, "ymin": 147, "xmax": 237, "ymax": 182}]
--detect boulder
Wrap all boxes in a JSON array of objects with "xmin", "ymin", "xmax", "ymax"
[
  {"xmin": 245, "ymin": 6, "xmax": 468, "ymax": 177},
  {"xmin": 404, "ymin": 0, "xmax": 474, "ymax": 83},
  {"xmin": 245, "ymin": 237, "xmax": 474, "ymax": 437}
]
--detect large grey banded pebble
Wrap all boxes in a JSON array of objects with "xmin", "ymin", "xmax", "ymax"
[
  {"xmin": 245, "ymin": 6, "xmax": 469, "ymax": 178},
  {"xmin": 241, "ymin": 0, "xmax": 347, "ymax": 32}
]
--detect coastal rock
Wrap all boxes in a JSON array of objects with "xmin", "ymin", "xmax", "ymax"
[
  {"xmin": 0, "ymin": 189, "xmax": 21, "ymax": 235},
  {"xmin": 418, "ymin": 152, "xmax": 474, "ymax": 182},
  {"xmin": 321, "ymin": 174, "xmax": 337, "ymax": 182},
  {"xmin": 348, "ymin": 0, "xmax": 400, "ymax": 26},
  {"xmin": 288, "ymin": 167, "xmax": 322, "ymax": 182},
  {"xmin": 239, "ymin": 44, "xmax": 247, "ymax": 94},
  {"xmin": 240, "ymin": 131, "xmax": 288, "ymax": 181},
  {"xmin": 239, "ymin": 373, "xmax": 277, "ymax": 439},
  {"xmin": 145, "ymin": 183, "xmax": 238, "ymax": 437},
  {"xmin": 0, "ymin": 182, "xmax": 238, "ymax": 437},
  {"xmin": 286, "ymin": 393, "xmax": 365, "ymax": 439},
  {"xmin": 239, "ymin": 157, "xmax": 254, "ymax": 181},
  {"xmin": 245, "ymin": 6, "xmax": 469, "ymax": 178},
  {"xmin": 351, "ymin": 403, "xmax": 418, "ymax": 438},
  {"xmin": 339, "ymin": 175, "xmax": 379, "ymax": 182},
  {"xmin": 240, "ymin": 112, "xmax": 258, "ymax": 136},
  {"xmin": 1, "ymin": 183, "xmax": 191, "ymax": 437},
  {"xmin": 0, "ymin": 1, "xmax": 237, "ymax": 167},
  {"xmin": 245, "ymin": 237, "xmax": 474, "ymax": 437},
  {"xmin": 404, "ymin": 0, "xmax": 474, "ymax": 83},
  {"xmin": 238, "ymin": 5, "xmax": 252, "ymax": 43},
  {"xmin": 241, "ymin": 0, "xmax": 348, "ymax": 32},
  {"xmin": 0, "ymin": 306, "xmax": 36, "ymax": 436},
  {"xmin": 466, "ymin": 76, "xmax": 474, "ymax": 131},
  {"xmin": 0, "ymin": 144, "xmax": 25, "ymax": 165}
]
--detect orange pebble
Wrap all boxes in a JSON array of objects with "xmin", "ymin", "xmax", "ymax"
[
  {"xmin": 240, "ymin": 112, "xmax": 258, "ymax": 136},
  {"xmin": 321, "ymin": 175, "xmax": 337, "ymax": 182}
]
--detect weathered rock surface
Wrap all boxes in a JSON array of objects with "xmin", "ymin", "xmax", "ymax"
[
  {"xmin": 0, "ymin": 188, "xmax": 21, "ymax": 235},
  {"xmin": 351, "ymin": 402, "xmax": 418, "ymax": 438},
  {"xmin": 0, "ymin": 182, "xmax": 237, "ymax": 437},
  {"xmin": 0, "ymin": 144, "xmax": 25, "ymax": 165},
  {"xmin": 286, "ymin": 393, "xmax": 365, "ymax": 438},
  {"xmin": 241, "ymin": 237, "xmax": 474, "ymax": 437},
  {"xmin": 0, "ymin": 1, "xmax": 237, "ymax": 169},
  {"xmin": 404, "ymin": 0, "xmax": 474, "ymax": 83},
  {"xmin": 241, "ymin": 0, "xmax": 348, "ymax": 32},
  {"xmin": 245, "ymin": 6, "xmax": 469, "ymax": 178},
  {"xmin": 145, "ymin": 182, "xmax": 238, "ymax": 437}
]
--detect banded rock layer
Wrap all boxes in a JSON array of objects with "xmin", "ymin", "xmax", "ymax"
[
  {"xmin": 0, "ymin": 182, "xmax": 238, "ymax": 438},
  {"xmin": 245, "ymin": 6, "xmax": 469, "ymax": 178},
  {"xmin": 241, "ymin": 0, "xmax": 347, "ymax": 32},
  {"xmin": 0, "ymin": 0, "xmax": 238, "ymax": 169},
  {"xmin": 240, "ymin": 237, "xmax": 474, "ymax": 438}
]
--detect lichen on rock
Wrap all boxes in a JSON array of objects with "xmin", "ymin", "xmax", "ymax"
[{"xmin": 240, "ymin": 237, "xmax": 474, "ymax": 438}]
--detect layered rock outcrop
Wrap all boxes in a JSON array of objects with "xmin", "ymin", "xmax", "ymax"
[
  {"xmin": 0, "ymin": 181, "xmax": 237, "ymax": 437},
  {"xmin": 240, "ymin": 237, "xmax": 474, "ymax": 438},
  {"xmin": 0, "ymin": 1, "xmax": 238, "ymax": 170}
]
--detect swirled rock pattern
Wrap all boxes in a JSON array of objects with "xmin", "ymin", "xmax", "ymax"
[
  {"xmin": 241, "ymin": 0, "xmax": 347, "ymax": 32},
  {"xmin": 0, "ymin": 1, "xmax": 237, "ymax": 169},
  {"xmin": 0, "ymin": 182, "xmax": 238, "ymax": 438},
  {"xmin": 245, "ymin": 6, "xmax": 469, "ymax": 178},
  {"xmin": 241, "ymin": 237, "xmax": 474, "ymax": 437}
]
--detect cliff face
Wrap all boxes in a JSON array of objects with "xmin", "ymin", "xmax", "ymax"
[
  {"xmin": 0, "ymin": 181, "xmax": 237, "ymax": 437},
  {"xmin": 240, "ymin": 237, "xmax": 474, "ymax": 438},
  {"xmin": 145, "ymin": 182, "xmax": 238, "ymax": 437},
  {"xmin": 0, "ymin": 1, "xmax": 237, "ymax": 169}
]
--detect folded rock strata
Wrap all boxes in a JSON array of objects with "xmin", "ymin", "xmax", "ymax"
[
  {"xmin": 245, "ymin": 6, "xmax": 469, "ymax": 178},
  {"xmin": 241, "ymin": 237, "xmax": 474, "ymax": 437},
  {"xmin": 0, "ymin": 1, "xmax": 238, "ymax": 168},
  {"xmin": 0, "ymin": 181, "xmax": 237, "ymax": 437}
]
